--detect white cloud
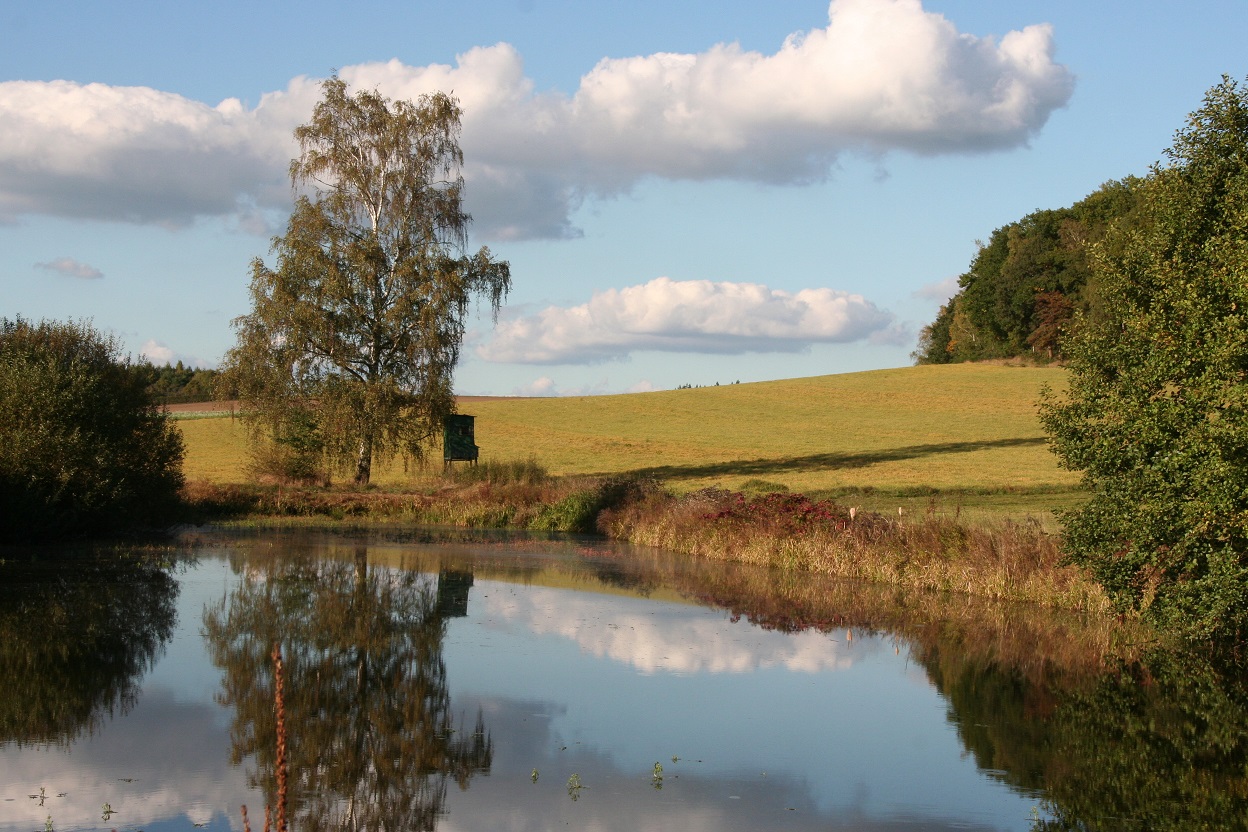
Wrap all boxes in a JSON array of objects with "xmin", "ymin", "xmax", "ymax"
[
  {"xmin": 139, "ymin": 339, "xmax": 177, "ymax": 365},
  {"xmin": 138, "ymin": 339, "xmax": 211, "ymax": 368},
  {"xmin": 914, "ymin": 275, "xmax": 960, "ymax": 303},
  {"xmin": 868, "ymin": 320, "xmax": 916, "ymax": 346},
  {"xmin": 0, "ymin": 80, "xmax": 294, "ymax": 225},
  {"xmin": 478, "ymin": 276, "xmax": 895, "ymax": 364},
  {"xmin": 0, "ymin": 0, "xmax": 1072, "ymax": 239},
  {"xmin": 510, "ymin": 375, "xmax": 622, "ymax": 396},
  {"xmin": 483, "ymin": 585, "xmax": 862, "ymax": 675},
  {"xmin": 34, "ymin": 256, "xmax": 103, "ymax": 279}
]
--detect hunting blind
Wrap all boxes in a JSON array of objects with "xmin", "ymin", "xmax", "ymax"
[{"xmin": 443, "ymin": 414, "xmax": 479, "ymax": 466}]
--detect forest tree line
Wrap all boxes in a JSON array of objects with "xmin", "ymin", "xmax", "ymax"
[
  {"xmin": 131, "ymin": 360, "xmax": 221, "ymax": 404},
  {"xmin": 914, "ymin": 176, "xmax": 1146, "ymax": 364}
]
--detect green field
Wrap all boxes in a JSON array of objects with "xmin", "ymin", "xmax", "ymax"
[{"xmin": 178, "ymin": 363, "xmax": 1084, "ymax": 522}]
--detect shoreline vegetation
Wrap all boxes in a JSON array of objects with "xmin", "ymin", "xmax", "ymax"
[
  {"xmin": 173, "ymin": 364, "xmax": 1117, "ymax": 619},
  {"xmin": 181, "ymin": 462, "xmax": 1111, "ymax": 617}
]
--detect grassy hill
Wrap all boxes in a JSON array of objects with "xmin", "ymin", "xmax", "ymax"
[{"xmin": 177, "ymin": 363, "xmax": 1083, "ymax": 523}]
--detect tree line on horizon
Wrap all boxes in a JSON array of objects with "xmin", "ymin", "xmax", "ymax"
[
  {"xmin": 913, "ymin": 177, "xmax": 1146, "ymax": 365},
  {"xmin": 132, "ymin": 360, "xmax": 221, "ymax": 404}
]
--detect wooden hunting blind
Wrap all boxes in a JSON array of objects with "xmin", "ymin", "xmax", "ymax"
[{"xmin": 443, "ymin": 414, "xmax": 479, "ymax": 465}]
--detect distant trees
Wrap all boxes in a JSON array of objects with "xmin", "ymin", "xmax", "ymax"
[
  {"xmin": 1040, "ymin": 76, "xmax": 1248, "ymax": 643},
  {"xmin": 0, "ymin": 318, "xmax": 185, "ymax": 542},
  {"xmin": 131, "ymin": 361, "xmax": 220, "ymax": 404},
  {"xmin": 914, "ymin": 178, "xmax": 1144, "ymax": 365},
  {"xmin": 221, "ymin": 77, "xmax": 510, "ymax": 485}
]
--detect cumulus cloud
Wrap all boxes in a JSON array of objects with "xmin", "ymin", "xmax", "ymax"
[
  {"xmin": 482, "ymin": 585, "xmax": 864, "ymax": 675},
  {"xmin": 513, "ymin": 376, "xmax": 558, "ymax": 397},
  {"xmin": 138, "ymin": 339, "xmax": 212, "ymax": 368},
  {"xmin": 34, "ymin": 256, "xmax": 103, "ymax": 279},
  {"xmin": 0, "ymin": 0, "xmax": 1073, "ymax": 238},
  {"xmin": 0, "ymin": 80, "xmax": 296, "ymax": 225},
  {"xmin": 478, "ymin": 276, "xmax": 895, "ymax": 364},
  {"xmin": 139, "ymin": 339, "xmax": 177, "ymax": 365}
]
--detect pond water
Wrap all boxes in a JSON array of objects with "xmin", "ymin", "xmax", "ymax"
[{"xmin": 2, "ymin": 527, "xmax": 1247, "ymax": 831}]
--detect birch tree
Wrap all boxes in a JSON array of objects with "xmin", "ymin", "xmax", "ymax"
[{"xmin": 223, "ymin": 77, "xmax": 509, "ymax": 484}]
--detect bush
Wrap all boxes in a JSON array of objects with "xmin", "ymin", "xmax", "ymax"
[
  {"xmin": 246, "ymin": 407, "xmax": 329, "ymax": 486},
  {"xmin": 530, "ymin": 476, "xmax": 655, "ymax": 534},
  {"xmin": 0, "ymin": 318, "xmax": 185, "ymax": 542},
  {"xmin": 1040, "ymin": 77, "xmax": 1248, "ymax": 643}
]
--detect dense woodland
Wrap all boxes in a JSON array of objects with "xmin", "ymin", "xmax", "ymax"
[
  {"xmin": 132, "ymin": 361, "xmax": 221, "ymax": 403},
  {"xmin": 914, "ymin": 177, "xmax": 1146, "ymax": 364}
]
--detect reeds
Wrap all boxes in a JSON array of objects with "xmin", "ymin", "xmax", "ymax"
[{"xmin": 599, "ymin": 487, "xmax": 1112, "ymax": 613}]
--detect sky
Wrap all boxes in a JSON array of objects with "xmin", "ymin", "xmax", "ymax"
[{"xmin": 2, "ymin": 0, "xmax": 1247, "ymax": 397}]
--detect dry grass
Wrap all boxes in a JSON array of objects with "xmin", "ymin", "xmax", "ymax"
[
  {"xmin": 183, "ymin": 469, "xmax": 1108, "ymax": 613},
  {"xmin": 599, "ymin": 488, "xmax": 1110, "ymax": 613}
]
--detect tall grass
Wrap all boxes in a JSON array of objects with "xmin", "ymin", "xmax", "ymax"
[
  {"xmin": 599, "ymin": 488, "xmax": 1111, "ymax": 613},
  {"xmin": 181, "ymin": 463, "xmax": 645, "ymax": 533}
]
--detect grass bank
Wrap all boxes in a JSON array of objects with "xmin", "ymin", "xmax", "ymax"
[
  {"xmin": 182, "ymin": 463, "xmax": 1109, "ymax": 615},
  {"xmin": 178, "ymin": 364, "xmax": 1084, "ymax": 524}
]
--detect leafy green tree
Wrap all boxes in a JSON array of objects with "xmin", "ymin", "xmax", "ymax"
[
  {"xmin": 914, "ymin": 179, "xmax": 1143, "ymax": 365},
  {"xmin": 1040, "ymin": 76, "xmax": 1248, "ymax": 642},
  {"xmin": 0, "ymin": 318, "xmax": 185, "ymax": 542},
  {"xmin": 221, "ymin": 77, "xmax": 510, "ymax": 485}
]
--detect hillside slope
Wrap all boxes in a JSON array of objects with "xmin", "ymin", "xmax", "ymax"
[{"xmin": 180, "ymin": 363, "xmax": 1081, "ymax": 519}]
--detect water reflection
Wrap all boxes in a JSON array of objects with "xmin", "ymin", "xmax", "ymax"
[
  {"xmin": 3, "ymin": 528, "xmax": 1248, "ymax": 831},
  {"xmin": 202, "ymin": 545, "xmax": 492, "ymax": 831},
  {"xmin": 603, "ymin": 547, "xmax": 1248, "ymax": 831},
  {"xmin": 0, "ymin": 549, "xmax": 178, "ymax": 746},
  {"xmin": 1029, "ymin": 649, "xmax": 1248, "ymax": 831}
]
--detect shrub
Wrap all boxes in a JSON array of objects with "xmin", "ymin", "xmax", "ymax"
[
  {"xmin": 0, "ymin": 318, "xmax": 185, "ymax": 542},
  {"xmin": 1040, "ymin": 77, "xmax": 1248, "ymax": 643},
  {"xmin": 246, "ymin": 407, "xmax": 329, "ymax": 486},
  {"xmin": 530, "ymin": 475, "xmax": 656, "ymax": 534}
]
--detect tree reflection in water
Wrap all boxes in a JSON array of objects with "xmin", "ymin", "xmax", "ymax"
[
  {"xmin": 0, "ymin": 550, "xmax": 178, "ymax": 746},
  {"xmin": 203, "ymin": 545, "xmax": 491, "ymax": 832},
  {"xmin": 191, "ymin": 528, "xmax": 1248, "ymax": 830},
  {"xmin": 1027, "ymin": 649, "xmax": 1248, "ymax": 831},
  {"xmin": 628, "ymin": 551, "xmax": 1248, "ymax": 831}
]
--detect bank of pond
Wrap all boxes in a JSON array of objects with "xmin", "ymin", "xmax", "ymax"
[{"xmin": 2, "ymin": 526, "xmax": 1246, "ymax": 831}]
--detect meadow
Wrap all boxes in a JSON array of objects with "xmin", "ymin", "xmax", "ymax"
[{"xmin": 178, "ymin": 363, "xmax": 1083, "ymax": 525}]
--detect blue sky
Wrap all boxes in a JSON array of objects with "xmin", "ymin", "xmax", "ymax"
[{"xmin": 2, "ymin": 0, "xmax": 1246, "ymax": 396}]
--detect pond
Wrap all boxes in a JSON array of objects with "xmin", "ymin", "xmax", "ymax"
[{"xmin": 2, "ymin": 527, "xmax": 1247, "ymax": 831}]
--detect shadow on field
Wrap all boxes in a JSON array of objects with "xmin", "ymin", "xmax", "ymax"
[{"xmin": 614, "ymin": 436, "xmax": 1049, "ymax": 481}]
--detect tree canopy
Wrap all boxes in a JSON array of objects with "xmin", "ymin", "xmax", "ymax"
[
  {"xmin": 0, "ymin": 318, "xmax": 185, "ymax": 542},
  {"xmin": 1040, "ymin": 75, "xmax": 1248, "ymax": 643},
  {"xmin": 914, "ymin": 178, "xmax": 1144, "ymax": 365},
  {"xmin": 221, "ymin": 77, "xmax": 510, "ymax": 485},
  {"xmin": 132, "ymin": 361, "xmax": 221, "ymax": 404}
]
